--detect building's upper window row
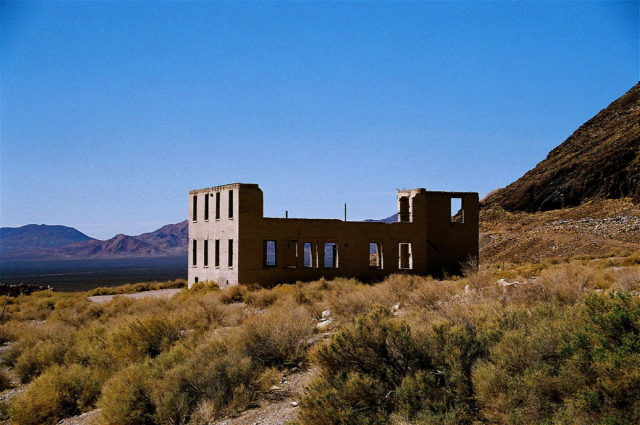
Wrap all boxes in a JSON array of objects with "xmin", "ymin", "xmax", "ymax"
[{"xmin": 192, "ymin": 190, "xmax": 233, "ymax": 222}]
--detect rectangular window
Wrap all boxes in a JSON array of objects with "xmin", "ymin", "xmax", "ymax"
[
  {"xmin": 192, "ymin": 195, "xmax": 198, "ymax": 221},
  {"xmin": 203, "ymin": 240, "xmax": 209, "ymax": 267},
  {"xmin": 228, "ymin": 239, "xmax": 234, "ymax": 267},
  {"xmin": 228, "ymin": 190, "xmax": 234, "ymax": 219},
  {"xmin": 399, "ymin": 243, "xmax": 412, "ymax": 269},
  {"xmin": 215, "ymin": 192, "xmax": 220, "ymax": 220},
  {"xmin": 451, "ymin": 197, "xmax": 464, "ymax": 223},
  {"xmin": 264, "ymin": 240, "xmax": 277, "ymax": 267},
  {"xmin": 399, "ymin": 196, "xmax": 410, "ymax": 222},
  {"xmin": 285, "ymin": 240, "xmax": 298, "ymax": 268},
  {"xmin": 369, "ymin": 242, "xmax": 382, "ymax": 269},
  {"xmin": 324, "ymin": 242, "xmax": 338, "ymax": 269},
  {"xmin": 192, "ymin": 239, "xmax": 197, "ymax": 266},
  {"xmin": 303, "ymin": 242, "xmax": 313, "ymax": 267},
  {"xmin": 214, "ymin": 239, "xmax": 220, "ymax": 267},
  {"xmin": 204, "ymin": 194, "xmax": 209, "ymax": 221}
]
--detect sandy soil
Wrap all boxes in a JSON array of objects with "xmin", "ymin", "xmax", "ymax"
[{"xmin": 88, "ymin": 288, "xmax": 182, "ymax": 304}]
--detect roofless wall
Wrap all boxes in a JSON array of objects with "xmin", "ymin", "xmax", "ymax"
[{"xmin": 188, "ymin": 183, "xmax": 478, "ymax": 288}]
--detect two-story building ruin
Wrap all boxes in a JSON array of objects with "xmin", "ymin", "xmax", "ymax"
[{"xmin": 188, "ymin": 183, "xmax": 478, "ymax": 288}]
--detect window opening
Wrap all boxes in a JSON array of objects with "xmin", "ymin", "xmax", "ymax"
[
  {"xmin": 228, "ymin": 239, "xmax": 234, "ymax": 267},
  {"xmin": 399, "ymin": 243, "xmax": 412, "ymax": 269},
  {"xmin": 192, "ymin": 240, "xmax": 197, "ymax": 266},
  {"xmin": 264, "ymin": 240, "xmax": 277, "ymax": 267},
  {"xmin": 451, "ymin": 197, "xmax": 464, "ymax": 223},
  {"xmin": 214, "ymin": 240, "xmax": 220, "ymax": 267},
  {"xmin": 203, "ymin": 240, "xmax": 209, "ymax": 267},
  {"xmin": 228, "ymin": 190, "xmax": 234, "ymax": 219},
  {"xmin": 399, "ymin": 196, "xmax": 411, "ymax": 222},
  {"xmin": 215, "ymin": 192, "xmax": 220, "ymax": 219},
  {"xmin": 204, "ymin": 194, "xmax": 209, "ymax": 220},
  {"xmin": 192, "ymin": 195, "xmax": 198, "ymax": 221},
  {"xmin": 324, "ymin": 242, "xmax": 338, "ymax": 268},
  {"xmin": 369, "ymin": 242, "xmax": 382, "ymax": 268},
  {"xmin": 303, "ymin": 242, "xmax": 313, "ymax": 267}
]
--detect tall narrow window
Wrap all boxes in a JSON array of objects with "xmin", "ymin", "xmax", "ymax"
[
  {"xmin": 228, "ymin": 239, "xmax": 234, "ymax": 267},
  {"xmin": 369, "ymin": 242, "xmax": 382, "ymax": 269},
  {"xmin": 399, "ymin": 243, "xmax": 412, "ymax": 269},
  {"xmin": 399, "ymin": 196, "xmax": 410, "ymax": 222},
  {"xmin": 303, "ymin": 242, "xmax": 313, "ymax": 268},
  {"xmin": 285, "ymin": 240, "xmax": 298, "ymax": 269},
  {"xmin": 192, "ymin": 195, "xmax": 198, "ymax": 221},
  {"xmin": 203, "ymin": 240, "xmax": 209, "ymax": 267},
  {"xmin": 228, "ymin": 190, "xmax": 234, "ymax": 219},
  {"xmin": 192, "ymin": 240, "xmax": 197, "ymax": 266},
  {"xmin": 324, "ymin": 243, "xmax": 338, "ymax": 268},
  {"xmin": 264, "ymin": 240, "xmax": 277, "ymax": 267},
  {"xmin": 215, "ymin": 192, "xmax": 221, "ymax": 219},
  {"xmin": 451, "ymin": 197, "xmax": 464, "ymax": 223},
  {"xmin": 214, "ymin": 239, "xmax": 220, "ymax": 267},
  {"xmin": 204, "ymin": 194, "xmax": 209, "ymax": 221}
]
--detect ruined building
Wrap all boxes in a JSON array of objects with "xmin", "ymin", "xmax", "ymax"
[{"xmin": 188, "ymin": 183, "xmax": 478, "ymax": 288}]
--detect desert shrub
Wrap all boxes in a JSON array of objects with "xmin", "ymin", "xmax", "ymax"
[
  {"xmin": 245, "ymin": 287, "xmax": 280, "ymax": 308},
  {"xmin": 178, "ymin": 295, "xmax": 226, "ymax": 333},
  {"xmin": 9, "ymin": 364, "xmax": 102, "ymax": 425},
  {"xmin": 10, "ymin": 322, "xmax": 76, "ymax": 383},
  {"xmin": 107, "ymin": 314, "xmax": 184, "ymax": 365},
  {"xmin": 4, "ymin": 290, "xmax": 59, "ymax": 321},
  {"xmin": 189, "ymin": 280, "xmax": 220, "ymax": 292},
  {"xmin": 408, "ymin": 279, "xmax": 461, "ymax": 310},
  {"xmin": 473, "ymin": 292, "xmax": 640, "ymax": 425},
  {"xmin": 0, "ymin": 368, "xmax": 12, "ymax": 391},
  {"xmin": 301, "ymin": 309, "xmax": 484, "ymax": 425},
  {"xmin": 239, "ymin": 305, "xmax": 314, "ymax": 367},
  {"xmin": 99, "ymin": 363, "xmax": 156, "ymax": 425},
  {"xmin": 218, "ymin": 285, "xmax": 248, "ymax": 304},
  {"xmin": 538, "ymin": 264, "xmax": 594, "ymax": 304},
  {"xmin": 609, "ymin": 267, "xmax": 640, "ymax": 291}
]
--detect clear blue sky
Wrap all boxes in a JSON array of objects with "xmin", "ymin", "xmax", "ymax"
[{"xmin": 1, "ymin": 1, "xmax": 638, "ymax": 239}]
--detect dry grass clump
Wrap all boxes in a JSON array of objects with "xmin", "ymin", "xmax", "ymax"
[
  {"xmin": 0, "ymin": 367, "xmax": 12, "ymax": 391},
  {"xmin": 610, "ymin": 266, "xmax": 640, "ymax": 291},
  {"xmin": 238, "ymin": 304, "xmax": 314, "ymax": 367},
  {"xmin": 537, "ymin": 264, "xmax": 611, "ymax": 304}
]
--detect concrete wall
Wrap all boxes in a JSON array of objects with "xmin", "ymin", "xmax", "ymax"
[{"xmin": 188, "ymin": 183, "xmax": 478, "ymax": 288}]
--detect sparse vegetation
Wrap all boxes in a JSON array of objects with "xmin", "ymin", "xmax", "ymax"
[{"xmin": 0, "ymin": 257, "xmax": 639, "ymax": 425}]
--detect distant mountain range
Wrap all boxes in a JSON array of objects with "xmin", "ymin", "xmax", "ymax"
[{"xmin": 0, "ymin": 221, "xmax": 187, "ymax": 261}]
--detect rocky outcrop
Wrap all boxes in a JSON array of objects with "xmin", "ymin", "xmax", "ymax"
[{"xmin": 483, "ymin": 82, "xmax": 640, "ymax": 212}]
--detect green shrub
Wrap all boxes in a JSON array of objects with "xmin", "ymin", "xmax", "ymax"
[
  {"xmin": 9, "ymin": 364, "xmax": 102, "ymax": 425},
  {"xmin": 302, "ymin": 309, "xmax": 484, "ymax": 425}
]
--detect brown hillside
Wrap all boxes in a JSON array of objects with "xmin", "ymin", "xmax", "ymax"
[
  {"xmin": 480, "ymin": 198, "xmax": 640, "ymax": 264},
  {"xmin": 483, "ymin": 82, "xmax": 640, "ymax": 212}
]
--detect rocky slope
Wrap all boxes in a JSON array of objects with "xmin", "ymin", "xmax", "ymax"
[
  {"xmin": 480, "ymin": 198, "xmax": 640, "ymax": 264},
  {"xmin": 483, "ymin": 82, "xmax": 640, "ymax": 212}
]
